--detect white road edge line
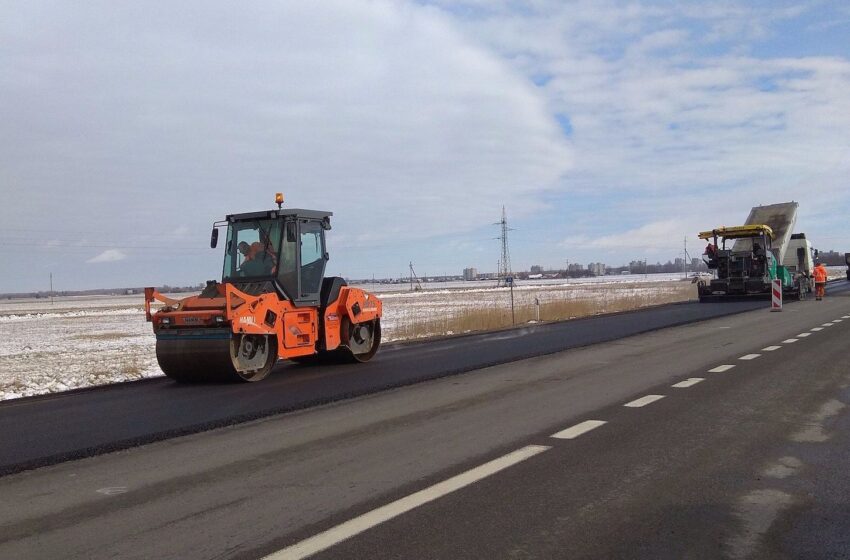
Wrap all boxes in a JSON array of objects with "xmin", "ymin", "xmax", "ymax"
[
  {"xmin": 709, "ymin": 365, "xmax": 736, "ymax": 373},
  {"xmin": 551, "ymin": 420, "xmax": 607, "ymax": 439},
  {"xmin": 739, "ymin": 354, "xmax": 761, "ymax": 360},
  {"xmin": 782, "ymin": 339, "xmax": 799, "ymax": 344},
  {"xmin": 624, "ymin": 394, "xmax": 665, "ymax": 408},
  {"xmin": 263, "ymin": 445, "xmax": 551, "ymax": 560},
  {"xmin": 761, "ymin": 346, "xmax": 781, "ymax": 352},
  {"xmin": 797, "ymin": 333, "xmax": 812, "ymax": 337},
  {"xmin": 672, "ymin": 378, "xmax": 705, "ymax": 388}
]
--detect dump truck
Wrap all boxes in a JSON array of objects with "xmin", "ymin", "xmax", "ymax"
[
  {"xmin": 145, "ymin": 194, "xmax": 382, "ymax": 382},
  {"xmin": 697, "ymin": 202, "xmax": 810, "ymax": 302},
  {"xmin": 783, "ymin": 233, "xmax": 816, "ymax": 295}
]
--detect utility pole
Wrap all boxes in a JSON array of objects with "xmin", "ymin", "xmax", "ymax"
[
  {"xmin": 408, "ymin": 261, "xmax": 422, "ymax": 292},
  {"xmin": 494, "ymin": 206, "xmax": 513, "ymax": 286},
  {"xmin": 510, "ymin": 279, "xmax": 515, "ymax": 325},
  {"xmin": 49, "ymin": 272, "xmax": 54, "ymax": 305}
]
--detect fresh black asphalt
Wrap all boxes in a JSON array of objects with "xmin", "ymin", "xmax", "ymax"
[{"xmin": 0, "ymin": 296, "xmax": 801, "ymax": 476}]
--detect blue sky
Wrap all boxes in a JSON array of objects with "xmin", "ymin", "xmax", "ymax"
[{"xmin": 1, "ymin": 1, "xmax": 849, "ymax": 291}]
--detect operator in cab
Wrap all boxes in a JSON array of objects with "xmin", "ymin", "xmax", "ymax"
[{"xmin": 240, "ymin": 244, "xmax": 275, "ymax": 276}]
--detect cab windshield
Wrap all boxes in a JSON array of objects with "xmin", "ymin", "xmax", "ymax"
[{"xmin": 222, "ymin": 219, "xmax": 283, "ymax": 280}]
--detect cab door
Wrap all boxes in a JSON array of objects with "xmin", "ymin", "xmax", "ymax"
[{"xmin": 295, "ymin": 220, "xmax": 327, "ymax": 307}]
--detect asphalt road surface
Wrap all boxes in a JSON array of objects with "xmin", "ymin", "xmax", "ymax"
[
  {"xmin": 0, "ymin": 296, "xmax": 765, "ymax": 475},
  {"xmin": 1, "ymin": 282, "xmax": 849, "ymax": 559}
]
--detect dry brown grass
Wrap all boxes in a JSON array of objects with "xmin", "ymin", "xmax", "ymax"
[
  {"xmin": 120, "ymin": 363, "xmax": 143, "ymax": 377},
  {"xmin": 394, "ymin": 281, "xmax": 697, "ymax": 340}
]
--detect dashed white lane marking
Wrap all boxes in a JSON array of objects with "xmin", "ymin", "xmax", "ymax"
[
  {"xmin": 821, "ymin": 323, "xmax": 834, "ymax": 327},
  {"xmin": 739, "ymin": 354, "xmax": 761, "ymax": 360},
  {"xmin": 624, "ymin": 394, "xmax": 665, "ymax": 408},
  {"xmin": 797, "ymin": 333, "xmax": 812, "ymax": 337},
  {"xmin": 833, "ymin": 319, "xmax": 843, "ymax": 322},
  {"xmin": 96, "ymin": 487, "xmax": 128, "ymax": 496},
  {"xmin": 761, "ymin": 346, "xmax": 781, "ymax": 352},
  {"xmin": 709, "ymin": 365, "xmax": 736, "ymax": 373},
  {"xmin": 811, "ymin": 327, "xmax": 824, "ymax": 331},
  {"xmin": 551, "ymin": 420, "xmax": 607, "ymax": 439},
  {"xmin": 672, "ymin": 378, "xmax": 705, "ymax": 388},
  {"xmin": 842, "ymin": 315, "xmax": 850, "ymax": 319},
  {"xmin": 782, "ymin": 339, "xmax": 799, "ymax": 344},
  {"xmin": 263, "ymin": 445, "xmax": 551, "ymax": 560}
]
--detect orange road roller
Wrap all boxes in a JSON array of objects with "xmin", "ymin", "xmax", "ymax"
[{"xmin": 145, "ymin": 194, "xmax": 382, "ymax": 382}]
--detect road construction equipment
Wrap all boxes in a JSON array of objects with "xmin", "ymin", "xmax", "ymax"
[
  {"xmin": 145, "ymin": 195, "xmax": 382, "ymax": 382},
  {"xmin": 783, "ymin": 233, "xmax": 815, "ymax": 295},
  {"xmin": 697, "ymin": 202, "xmax": 810, "ymax": 302},
  {"xmin": 845, "ymin": 253, "xmax": 850, "ymax": 281}
]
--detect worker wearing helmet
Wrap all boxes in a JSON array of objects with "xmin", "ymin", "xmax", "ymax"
[{"xmin": 813, "ymin": 261, "xmax": 828, "ymax": 300}]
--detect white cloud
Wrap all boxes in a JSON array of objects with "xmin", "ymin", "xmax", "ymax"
[
  {"xmin": 0, "ymin": 0, "xmax": 572, "ymax": 246},
  {"xmin": 433, "ymin": 1, "xmax": 850, "ymax": 248},
  {"xmin": 562, "ymin": 219, "xmax": 687, "ymax": 251},
  {"xmin": 87, "ymin": 249, "xmax": 127, "ymax": 264}
]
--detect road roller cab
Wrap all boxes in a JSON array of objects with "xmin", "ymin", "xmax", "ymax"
[{"xmin": 145, "ymin": 195, "xmax": 382, "ymax": 383}]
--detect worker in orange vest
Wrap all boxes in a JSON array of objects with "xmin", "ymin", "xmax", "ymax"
[{"xmin": 813, "ymin": 261, "xmax": 828, "ymax": 300}]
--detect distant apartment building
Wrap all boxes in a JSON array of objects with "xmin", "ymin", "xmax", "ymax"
[
  {"xmin": 674, "ymin": 257, "xmax": 685, "ymax": 269},
  {"xmin": 587, "ymin": 262, "xmax": 607, "ymax": 276},
  {"xmin": 530, "ymin": 265, "xmax": 544, "ymax": 274},
  {"xmin": 567, "ymin": 263, "xmax": 584, "ymax": 272},
  {"xmin": 463, "ymin": 267, "xmax": 478, "ymax": 281}
]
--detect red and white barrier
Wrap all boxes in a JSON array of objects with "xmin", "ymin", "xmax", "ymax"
[{"xmin": 771, "ymin": 279, "xmax": 782, "ymax": 312}]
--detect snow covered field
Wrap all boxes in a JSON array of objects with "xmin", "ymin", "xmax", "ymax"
[
  {"xmin": 0, "ymin": 296, "xmax": 163, "ymax": 400},
  {"xmin": 0, "ymin": 269, "xmax": 844, "ymax": 401},
  {"xmin": 359, "ymin": 272, "xmax": 687, "ymax": 293}
]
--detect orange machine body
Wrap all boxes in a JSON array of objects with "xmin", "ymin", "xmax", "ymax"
[
  {"xmin": 145, "ymin": 203, "xmax": 383, "ymax": 383},
  {"xmin": 145, "ymin": 282, "xmax": 382, "ymax": 361}
]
